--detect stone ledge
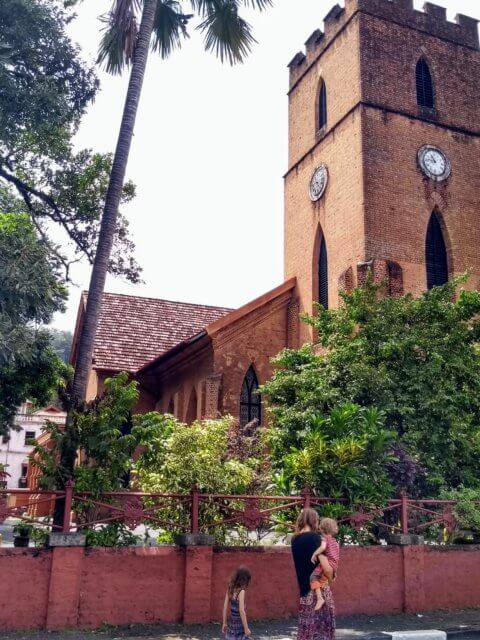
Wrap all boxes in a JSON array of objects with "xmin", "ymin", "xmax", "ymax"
[
  {"xmin": 174, "ymin": 533, "xmax": 215, "ymax": 547},
  {"xmin": 48, "ymin": 532, "xmax": 86, "ymax": 547},
  {"xmin": 386, "ymin": 534, "xmax": 425, "ymax": 546}
]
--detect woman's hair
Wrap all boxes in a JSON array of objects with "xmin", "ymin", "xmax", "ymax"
[
  {"xmin": 295, "ymin": 508, "xmax": 319, "ymax": 534},
  {"xmin": 319, "ymin": 517, "xmax": 339, "ymax": 536},
  {"xmin": 228, "ymin": 566, "xmax": 251, "ymax": 597}
]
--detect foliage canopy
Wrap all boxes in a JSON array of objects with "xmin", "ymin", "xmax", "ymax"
[{"xmin": 263, "ymin": 278, "xmax": 480, "ymax": 497}]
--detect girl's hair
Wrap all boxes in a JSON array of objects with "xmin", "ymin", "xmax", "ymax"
[
  {"xmin": 319, "ymin": 517, "xmax": 339, "ymax": 536},
  {"xmin": 228, "ymin": 566, "xmax": 251, "ymax": 597},
  {"xmin": 295, "ymin": 508, "xmax": 319, "ymax": 534}
]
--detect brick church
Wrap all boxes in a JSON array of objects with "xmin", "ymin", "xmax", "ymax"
[{"xmin": 71, "ymin": 0, "xmax": 480, "ymax": 426}]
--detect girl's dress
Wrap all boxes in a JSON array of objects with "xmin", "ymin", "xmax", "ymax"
[{"xmin": 226, "ymin": 593, "xmax": 249, "ymax": 640}]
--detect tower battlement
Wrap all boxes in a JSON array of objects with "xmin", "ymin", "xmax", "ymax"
[{"xmin": 288, "ymin": 0, "xmax": 479, "ymax": 89}]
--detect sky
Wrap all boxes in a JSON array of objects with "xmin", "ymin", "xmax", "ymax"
[{"xmin": 53, "ymin": 0, "xmax": 480, "ymax": 331}]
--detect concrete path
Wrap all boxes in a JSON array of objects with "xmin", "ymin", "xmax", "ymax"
[{"xmin": 2, "ymin": 610, "xmax": 480, "ymax": 640}]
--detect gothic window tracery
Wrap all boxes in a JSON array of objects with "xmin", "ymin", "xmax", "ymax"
[
  {"xmin": 318, "ymin": 79, "xmax": 327, "ymax": 130},
  {"xmin": 416, "ymin": 59, "xmax": 434, "ymax": 109},
  {"xmin": 319, "ymin": 235, "xmax": 328, "ymax": 309},
  {"xmin": 426, "ymin": 212, "xmax": 448, "ymax": 289},
  {"xmin": 240, "ymin": 366, "xmax": 261, "ymax": 426}
]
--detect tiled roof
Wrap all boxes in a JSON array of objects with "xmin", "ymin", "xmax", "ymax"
[{"xmin": 79, "ymin": 292, "xmax": 232, "ymax": 373}]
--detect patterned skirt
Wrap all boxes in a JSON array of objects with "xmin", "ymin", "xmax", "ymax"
[{"xmin": 297, "ymin": 587, "xmax": 336, "ymax": 640}]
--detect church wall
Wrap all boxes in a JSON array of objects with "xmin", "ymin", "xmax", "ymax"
[
  {"xmin": 361, "ymin": 96, "xmax": 480, "ymax": 296},
  {"xmin": 150, "ymin": 349, "xmax": 214, "ymax": 423},
  {"xmin": 358, "ymin": 10, "xmax": 480, "ymax": 134},
  {"xmin": 284, "ymin": 110, "xmax": 365, "ymax": 343},
  {"xmin": 288, "ymin": 15, "xmax": 362, "ymax": 167},
  {"xmin": 211, "ymin": 294, "xmax": 291, "ymax": 421}
]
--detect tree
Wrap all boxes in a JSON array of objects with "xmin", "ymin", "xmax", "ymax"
[
  {"xmin": 69, "ymin": 0, "xmax": 273, "ymax": 465},
  {"xmin": 0, "ymin": 0, "xmax": 140, "ymax": 282},
  {"xmin": 263, "ymin": 278, "xmax": 480, "ymax": 496},
  {"xmin": 0, "ymin": 213, "xmax": 68, "ymax": 434},
  {"xmin": 267, "ymin": 404, "xmax": 394, "ymax": 504},
  {"xmin": 50, "ymin": 330, "xmax": 74, "ymax": 364},
  {"xmin": 135, "ymin": 412, "xmax": 266, "ymax": 542}
]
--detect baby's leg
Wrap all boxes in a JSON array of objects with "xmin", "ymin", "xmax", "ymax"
[
  {"xmin": 317, "ymin": 553, "xmax": 334, "ymax": 583},
  {"xmin": 314, "ymin": 587, "xmax": 325, "ymax": 611}
]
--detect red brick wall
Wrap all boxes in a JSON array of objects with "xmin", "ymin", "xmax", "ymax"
[
  {"xmin": 0, "ymin": 548, "xmax": 51, "ymax": 629},
  {"xmin": 1, "ymin": 545, "xmax": 480, "ymax": 631},
  {"xmin": 78, "ymin": 547, "xmax": 184, "ymax": 627},
  {"xmin": 285, "ymin": 0, "xmax": 480, "ymax": 339}
]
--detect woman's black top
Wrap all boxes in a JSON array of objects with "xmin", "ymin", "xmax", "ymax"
[{"xmin": 291, "ymin": 531, "xmax": 322, "ymax": 597}]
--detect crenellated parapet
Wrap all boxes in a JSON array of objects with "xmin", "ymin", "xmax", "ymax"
[{"xmin": 288, "ymin": 0, "xmax": 479, "ymax": 89}]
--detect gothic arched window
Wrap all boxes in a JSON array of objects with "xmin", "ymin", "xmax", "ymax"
[
  {"xmin": 318, "ymin": 80, "xmax": 327, "ymax": 130},
  {"xmin": 416, "ymin": 59, "xmax": 434, "ymax": 109},
  {"xmin": 185, "ymin": 387, "xmax": 198, "ymax": 424},
  {"xmin": 319, "ymin": 235, "xmax": 329, "ymax": 309},
  {"xmin": 426, "ymin": 212, "xmax": 448, "ymax": 289},
  {"xmin": 240, "ymin": 366, "xmax": 261, "ymax": 427}
]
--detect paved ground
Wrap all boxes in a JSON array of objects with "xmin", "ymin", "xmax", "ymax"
[{"xmin": 2, "ymin": 611, "xmax": 480, "ymax": 640}]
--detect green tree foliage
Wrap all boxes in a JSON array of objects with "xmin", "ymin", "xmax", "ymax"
[
  {"xmin": 50, "ymin": 330, "xmax": 73, "ymax": 363},
  {"xmin": 263, "ymin": 278, "xmax": 480, "ymax": 496},
  {"xmin": 136, "ymin": 414, "xmax": 261, "ymax": 494},
  {"xmin": 135, "ymin": 412, "xmax": 267, "ymax": 542},
  {"xmin": 35, "ymin": 373, "xmax": 140, "ymax": 492},
  {"xmin": 0, "ymin": 213, "xmax": 68, "ymax": 434},
  {"xmin": 0, "ymin": 0, "xmax": 140, "ymax": 282},
  {"xmin": 269, "ymin": 404, "xmax": 394, "ymax": 504}
]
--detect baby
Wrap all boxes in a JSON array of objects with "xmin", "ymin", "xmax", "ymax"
[{"xmin": 310, "ymin": 517, "xmax": 340, "ymax": 610}]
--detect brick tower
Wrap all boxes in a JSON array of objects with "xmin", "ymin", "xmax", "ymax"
[{"xmin": 284, "ymin": 0, "xmax": 480, "ymax": 343}]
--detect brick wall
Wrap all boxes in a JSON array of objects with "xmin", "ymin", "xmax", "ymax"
[
  {"xmin": 1, "ymin": 544, "xmax": 479, "ymax": 631},
  {"xmin": 285, "ymin": 0, "xmax": 480, "ymax": 335}
]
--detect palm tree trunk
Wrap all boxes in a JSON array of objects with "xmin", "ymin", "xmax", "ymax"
[{"xmin": 60, "ymin": 0, "xmax": 158, "ymax": 480}]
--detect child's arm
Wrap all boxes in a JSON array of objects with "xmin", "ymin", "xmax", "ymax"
[
  {"xmin": 222, "ymin": 591, "xmax": 229, "ymax": 634},
  {"xmin": 310, "ymin": 539, "xmax": 327, "ymax": 564},
  {"xmin": 238, "ymin": 590, "xmax": 251, "ymax": 637}
]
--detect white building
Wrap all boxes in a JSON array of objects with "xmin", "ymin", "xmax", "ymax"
[{"xmin": 0, "ymin": 403, "xmax": 66, "ymax": 489}]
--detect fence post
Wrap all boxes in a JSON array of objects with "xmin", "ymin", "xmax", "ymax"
[
  {"xmin": 400, "ymin": 491, "xmax": 408, "ymax": 535},
  {"xmin": 62, "ymin": 480, "xmax": 74, "ymax": 534},
  {"xmin": 191, "ymin": 485, "xmax": 199, "ymax": 534},
  {"xmin": 302, "ymin": 486, "xmax": 311, "ymax": 510}
]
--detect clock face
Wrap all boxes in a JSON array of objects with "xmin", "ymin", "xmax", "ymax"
[
  {"xmin": 309, "ymin": 164, "xmax": 328, "ymax": 201},
  {"xmin": 418, "ymin": 146, "xmax": 451, "ymax": 181}
]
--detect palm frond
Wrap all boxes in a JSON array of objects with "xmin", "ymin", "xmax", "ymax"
[
  {"xmin": 190, "ymin": 0, "xmax": 272, "ymax": 16},
  {"xmin": 197, "ymin": 0, "xmax": 256, "ymax": 65},
  {"xmin": 237, "ymin": 0, "xmax": 273, "ymax": 10},
  {"xmin": 97, "ymin": 0, "xmax": 142, "ymax": 75},
  {"xmin": 151, "ymin": 1, "xmax": 191, "ymax": 59}
]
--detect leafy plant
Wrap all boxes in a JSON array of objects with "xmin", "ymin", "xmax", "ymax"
[
  {"xmin": 266, "ymin": 403, "xmax": 394, "ymax": 505},
  {"xmin": 85, "ymin": 523, "xmax": 140, "ymax": 548},
  {"xmin": 135, "ymin": 414, "xmax": 267, "ymax": 543},
  {"xmin": 263, "ymin": 276, "xmax": 480, "ymax": 496},
  {"xmin": 13, "ymin": 523, "xmax": 33, "ymax": 537},
  {"xmin": 440, "ymin": 487, "xmax": 480, "ymax": 534}
]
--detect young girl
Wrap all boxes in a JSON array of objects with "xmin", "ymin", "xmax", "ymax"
[
  {"xmin": 222, "ymin": 566, "xmax": 252, "ymax": 639},
  {"xmin": 310, "ymin": 517, "xmax": 340, "ymax": 610}
]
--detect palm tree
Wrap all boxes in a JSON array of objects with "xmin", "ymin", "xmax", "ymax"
[{"xmin": 64, "ymin": 0, "xmax": 273, "ymax": 475}]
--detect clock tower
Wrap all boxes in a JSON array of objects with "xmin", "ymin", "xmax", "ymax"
[{"xmin": 284, "ymin": 0, "xmax": 480, "ymax": 344}]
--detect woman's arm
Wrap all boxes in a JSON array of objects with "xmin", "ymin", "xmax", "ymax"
[
  {"xmin": 222, "ymin": 591, "xmax": 229, "ymax": 634},
  {"xmin": 238, "ymin": 590, "xmax": 251, "ymax": 637},
  {"xmin": 318, "ymin": 554, "xmax": 334, "ymax": 582}
]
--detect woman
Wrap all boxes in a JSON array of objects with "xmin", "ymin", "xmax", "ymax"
[{"xmin": 291, "ymin": 508, "xmax": 336, "ymax": 640}]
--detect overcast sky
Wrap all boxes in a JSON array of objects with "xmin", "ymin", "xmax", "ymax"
[{"xmin": 53, "ymin": 0, "xmax": 480, "ymax": 331}]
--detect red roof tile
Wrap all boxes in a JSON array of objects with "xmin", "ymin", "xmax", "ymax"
[{"xmin": 76, "ymin": 292, "xmax": 232, "ymax": 373}]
